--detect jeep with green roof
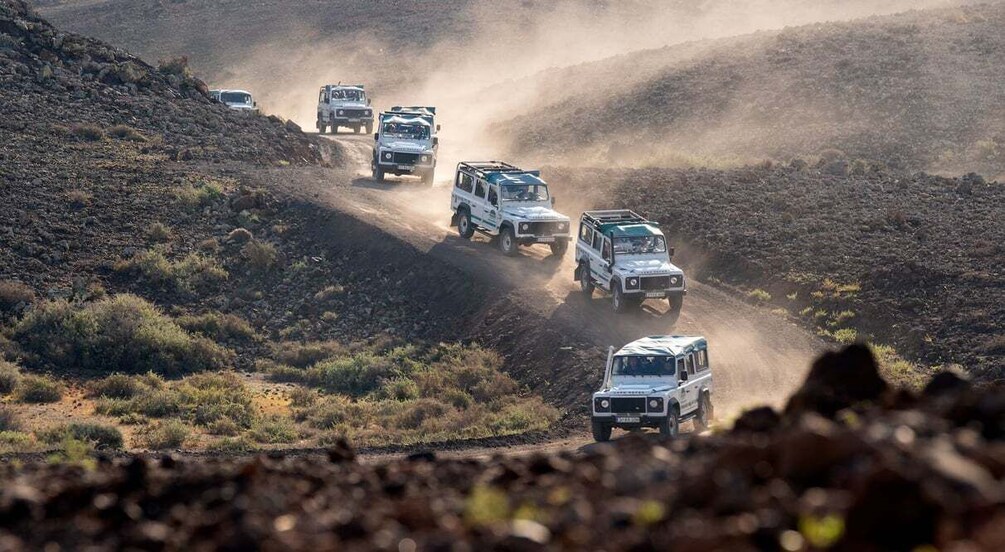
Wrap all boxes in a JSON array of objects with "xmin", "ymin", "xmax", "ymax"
[
  {"xmin": 591, "ymin": 335, "xmax": 713, "ymax": 441},
  {"xmin": 575, "ymin": 210, "xmax": 686, "ymax": 318},
  {"xmin": 450, "ymin": 162, "xmax": 572, "ymax": 256}
]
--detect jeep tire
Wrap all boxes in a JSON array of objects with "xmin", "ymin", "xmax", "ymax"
[
  {"xmin": 579, "ymin": 262, "xmax": 595, "ymax": 296},
  {"xmin": 317, "ymin": 120, "xmax": 327, "ymax": 134},
  {"xmin": 499, "ymin": 227, "xmax": 518, "ymax": 256},
  {"xmin": 550, "ymin": 240, "xmax": 568, "ymax": 257},
  {"xmin": 612, "ymin": 283, "xmax": 634, "ymax": 313},
  {"xmin": 694, "ymin": 393, "xmax": 713, "ymax": 432},
  {"xmin": 365, "ymin": 122, "xmax": 373, "ymax": 135},
  {"xmin": 667, "ymin": 296, "xmax": 683, "ymax": 325},
  {"xmin": 372, "ymin": 159, "xmax": 385, "ymax": 182},
  {"xmin": 592, "ymin": 420, "xmax": 612, "ymax": 442},
  {"xmin": 330, "ymin": 124, "xmax": 339, "ymax": 135},
  {"xmin": 659, "ymin": 409, "xmax": 680, "ymax": 437},
  {"xmin": 457, "ymin": 210, "xmax": 474, "ymax": 239}
]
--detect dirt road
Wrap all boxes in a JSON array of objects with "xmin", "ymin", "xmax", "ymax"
[{"xmin": 297, "ymin": 135, "xmax": 827, "ymax": 413}]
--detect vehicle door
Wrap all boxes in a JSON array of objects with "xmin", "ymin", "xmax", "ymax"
[
  {"xmin": 576, "ymin": 223, "xmax": 595, "ymax": 270},
  {"xmin": 318, "ymin": 89, "xmax": 328, "ymax": 112},
  {"xmin": 597, "ymin": 235, "xmax": 614, "ymax": 290},
  {"xmin": 485, "ymin": 185, "xmax": 501, "ymax": 230},
  {"xmin": 453, "ymin": 170, "xmax": 475, "ymax": 212},
  {"xmin": 471, "ymin": 178, "xmax": 494, "ymax": 231},
  {"xmin": 680, "ymin": 353, "xmax": 698, "ymax": 414}
]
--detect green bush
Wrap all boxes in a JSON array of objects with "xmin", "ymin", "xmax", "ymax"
[
  {"xmin": 207, "ymin": 435, "xmax": 255, "ymax": 453},
  {"xmin": 70, "ymin": 124, "xmax": 104, "ymax": 142},
  {"xmin": 287, "ymin": 386, "xmax": 317, "ymax": 408},
  {"xmin": 0, "ymin": 280, "xmax": 35, "ymax": 314},
  {"xmin": 249, "ymin": 415, "xmax": 299, "ymax": 444},
  {"xmin": 115, "ymin": 250, "xmax": 228, "ymax": 294},
  {"xmin": 87, "ymin": 374, "xmax": 145, "ymax": 399},
  {"xmin": 107, "ymin": 125, "xmax": 147, "ymax": 142},
  {"xmin": 379, "ymin": 378, "xmax": 420, "ymax": 401},
  {"xmin": 176, "ymin": 312, "xmax": 258, "ymax": 343},
  {"xmin": 40, "ymin": 423, "xmax": 123, "ymax": 450},
  {"xmin": 206, "ymin": 417, "xmax": 241, "ymax": 436},
  {"xmin": 145, "ymin": 222, "xmax": 173, "ymax": 243},
  {"xmin": 0, "ymin": 404, "xmax": 22, "ymax": 432},
  {"xmin": 242, "ymin": 240, "xmax": 278, "ymax": 271},
  {"xmin": 0, "ymin": 360, "xmax": 21, "ymax": 394},
  {"xmin": 142, "ymin": 420, "xmax": 189, "ymax": 449},
  {"xmin": 0, "ymin": 430, "xmax": 35, "ymax": 453},
  {"xmin": 273, "ymin": 340, "xmax": 344, "ymax": 368},
  {"xmin": 15, "ymin": 375, "xmax": 64, "ymax": 403},
  {"xmin": 13, "ymin": 295, "xmax": 235, "ymax": 376},
  {"xmin": 747, "ymin": 289, "xmax": 772, "ymax": 304}
]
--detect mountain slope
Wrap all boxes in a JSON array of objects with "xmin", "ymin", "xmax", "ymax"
[{"xmin": 500, "ymin": 3, "xmax": 1005, "ymax": 178}]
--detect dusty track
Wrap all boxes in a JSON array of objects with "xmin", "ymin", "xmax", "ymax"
[{"xmin": 269, "ymin": 135, "xmax": 827, "ymax": 452}]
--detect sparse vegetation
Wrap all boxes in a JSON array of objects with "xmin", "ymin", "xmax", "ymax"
[
  {"xmin": 747, "ymin": 289, "xmax": 772, "ymax": 304},
  {"xmin": 0, "ymin": 404, "xmax": 22, "ymax": 432},
  {"xmin": 249, "ymin": 415, "xmax": 299, "ymax": 444},
  {"xmin": 0, "ymin": 280, "xmax": 35, "ymax": 314},
  {"xmin": 39, "ymin": 423, "xmax": 123, "ymax": 450},
  {"xmin": 0, "ymin": 360, "xmax": 21, "ymax": 394},
  {"xmin": 242, "ymin": 240, "xmax": 278, "ymax": 271},
  {"xmin": 69, "ymin": 123, "xmax": 104, "ymax": 142},
  {"xmin": 141, "ymin": 419, "xmax": 190, "ymax": 449},
  {"xmin": 114, "ymin": 250, "xmax": 228, "ymax": 294},
  {"xmin": 13, "ymin": 294, "xmax": 234, "ymax": 376},
  {"xmin": 14, "ymin": 374, "xmax": 64, "ymax": 403},
  {"xmin": 145, "ymin": 222, "xmax": 173, "ymax": 243},
  {"xmin": 95, "ymin": 372, "xmax": 255, "ymax": 429},
  {"xmin": 107, "ymin": 124, "xmax": 147, "ymax": 142},
  {"xmin": 176, "ymin": 312, "xmax": 258, "ymax": 343}
]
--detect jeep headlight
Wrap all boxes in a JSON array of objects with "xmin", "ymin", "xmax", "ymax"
[
  {"xmin": 365, "ymin": 109, "xmax": 372, "ymax": 116},
  {"xmin": 647, "ymin": 397, "xmax": 664, "ymax": 412},
  {"xmin": 670, "ymin": 275, "xmax": 682, "ymax": 287},
  {"xmin": 626, "ymin": 277, "xmax": 640, "ymax": 289},
  {"xmin": 519, "ymin": 223, "xmax": 530, "ymax": 232},
  {"xmin": 595, "ymin": 398, "xmax": 611, "ymax": 412},
  {"xmin": 337, "ymin": 109, "xmax": 344, "ymax": 116},
  {"xmin": 557, "ymin": 222, "xmax": 568, "ymax": 232},
  {"xmin": 383, "ymin": 152, "xmax": 392, "ymax": 160},
  {"xmin": 421, "ymin": 155, "xmax": 430, "ymax": 163}
]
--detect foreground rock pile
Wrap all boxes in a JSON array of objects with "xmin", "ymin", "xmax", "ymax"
[{"xmin": 1, "ymin": 345, "xmax": 1000, "ymax": 550}]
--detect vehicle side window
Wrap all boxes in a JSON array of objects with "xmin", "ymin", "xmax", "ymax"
[
  {"xmin": 319, "ymin": 90, "xmax": 325, "ymax": 103},
  {"xmin": 579, "ymin": 224, "xmax": 593, "ymax": 244},
  {"xmin": 592, "ymin": 232, "xmax": 603, "ymax": 251},
  {"xmin": 697, "ymin": 350, "xmax": 707, "ymax": 370},
  {"xmin": 456, "ymin": 173, "xmax": 473, "ymax": 193},
  {"xmin": 677, "ymin": 358, "xmax": 685, "ymax": 379},
  {"xmin": 602, "ymin": 239, "xmax": 612, "ymax": 262},
  {"xmin": 488, "ymin": 186, "xmax": 498, "ymax": 206},
  {"xmin": 686, "ymin": 354, "xmax": 695, "ymax": 375},
  {"xmin": 475, "ymin": 180, "xmax": 486, "ymax": 199}
]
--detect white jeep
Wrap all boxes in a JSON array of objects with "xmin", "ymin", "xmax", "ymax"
[
  {"xmin": 316, "ymin": 84, "xmax": 374, "ymax": 135},
  {"xmin": 212, "ymin": 89, "xmax": 258, "ymax": 113},
  {"xmin": 372, "ymin": 111, "xmax": 438, "ymax": 186},
  {"xmin": 450, "ymin": 162, "xmax": 572, "ymax": 257},
  {"xmin": 591, "ymin": 335, "xmax": 714, "ymax": 442},
  {"xmin": 575, "ymin": 210, "xmax": 686, "ymax": 319}
]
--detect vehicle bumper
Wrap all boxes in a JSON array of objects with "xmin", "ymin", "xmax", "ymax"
[
  {"xmin": 330, "ymin": 116, "xmax": 373, "ymax": 125},
  {"xmin": 623, "ymin": 288, "xmax": 687, "ymax": 299},
  {"xmin": 592, "ymin": 414, "xmax": 667, "ymax": 428},
  {"xmin": 516, "ymin": 234, "xmax": 572, "ymax": 245},
  {"xmin": 378, "ymin": 161, "xmax": 433, "ymax": 175}
]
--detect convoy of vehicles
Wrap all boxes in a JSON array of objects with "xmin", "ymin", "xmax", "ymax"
[
  {"xmin": 372, "ymin": 109, "xmax": 438, "ymax": 185},
  {"xmin": 591, "ymin": 336, "xmax": 713, "ymax": 441},
  {"xmin": 210, "ymin": 89, "xmax": 258, "ymax": 113},
  {"xmin": 450, "ymin": 162, "xmax": 572, "ymax": 256},
  {"xmin": 575, "ymin": 210, "xmax": 686, "ymax": 319},
  {"xmin": 317, "ymin": 84, "xmax": 374, "ymax": 134},
  {"xmin": 312, "ymin": 88, "xmax": 705, "ymax": 440}
]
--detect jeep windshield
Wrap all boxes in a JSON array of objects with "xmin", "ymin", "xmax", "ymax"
[
  {"xmin": 220, "ymin": 92, "xmax": 252, "ymax": 105},
  {"xmin": 382, "ymin": 123, "xmax": 429, "ymax": 140},
  {"xmin": 612, "ymin": 355, "xmax": 676, "ymax": 377},
  {"xmin": 332, "ymin": 89, "xmax": 365, "ymax": 102},
  {"xmin": 501, "ymin": 184, "xmax": 549, "ymax": 202},
  {"xmin": 614, "ymin": 235, "xmax": 667, "ymax": 255}
]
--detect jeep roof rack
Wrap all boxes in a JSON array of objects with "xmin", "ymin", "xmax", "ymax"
[
  {"xmin": 457, "ymin": 161, "xmax": 522, "ymax": 178},
  {"xmin": 582, "ymin": 210, "xmax": 650, "ymax": 228},
  {"xmin": 391, "ymin": 106, "xmax": 436, "ymax": 115}
]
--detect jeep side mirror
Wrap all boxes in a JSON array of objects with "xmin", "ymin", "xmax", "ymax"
[
  {"xmin": 680, "ymin": 371, "xmax": 689, "ymax": 382},
  {"xmin": 374, "ymin": 133, "xmax": 379, "ymax": 141},
  {"xmin": 668, "ymin": 247, "xmax": 675, "ymax": 258},
  {"xmin": 436, "ymin": 124, "xmax": 441, "ymax": 131},
  {"xmin": 433, "ymin": 137, "xmax": 439, "ymax": 147},
  {"xmin": 551, "ymin": 196, "xmax": 556, "ymax": 207},
  {"xmin": 367, "ymin": 98, "xmax": 372, "ymax": 106}
]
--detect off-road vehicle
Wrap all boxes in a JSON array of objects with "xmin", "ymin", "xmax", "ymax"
[
  {"xmin": 316, "ymin": 84, "xmax": 373, "ymax": 134},
  {"xmin": 450, "ymin": 162, "xmax": 572, "ymax": 256},
  {"xmin": 372, "ymin": 111, "xmax": 438, "ymax": 185},
  {"xmin": 575, "ymin": 210, "xmax": 686, "ymax": 319},
  {"xmin": 591, "ymin": 335, "xmax": 713, "ymax": 442},
  {"xmin": 212, "ymin": 89, "xmax": 258, "ymax": 113}
]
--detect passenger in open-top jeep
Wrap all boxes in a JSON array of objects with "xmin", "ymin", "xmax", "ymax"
[
  {"xmin": 316, "ymin": 84, "xmax": 373, "ymax": 134},
  {"xmin": 372, "ymin": 111, "xmax": 438, "ymax": 186},
  {"xmin": 591, "ymin": 336, "xmax": 713, "ymax": 442},
  {"xmin": 450, "ymin": 162, "xmax": 572, "ymax": 257},
  {"xmin": 575, "ymin": 210, "xmax": 686, "ymax": 319}
]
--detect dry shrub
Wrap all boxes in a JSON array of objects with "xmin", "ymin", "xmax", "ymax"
[
  {"xmin": 107, "ymin": 125, "xmax": 147, "ymax": 142},
  {"xmin": 0, "ymin": 404, "xmax": 21, "ymax": 432},
  {"xmin": 15, "ymin": 375, "xmax": 64, "ymax": 404},
  {"xmin": 0, "ymin": 281, "xmax": 35, "ymax": 313},
  {"xmin": 0, "ymin": 360, "xmax": 21, "ymax": 394},
  {"xmin": 242, "ymin": 240, "xmax": 278, "ymax": 271},
  {"xmin": 70, "ymin": 124, "xmax": 104, "ymax": 142},
  {"xmin": 176, "ymin": 312, "xmax": 258, "ymax": 343},
  {"xmin": 142, "ymin": 419, "xmax": 190, "ymax": 449}
]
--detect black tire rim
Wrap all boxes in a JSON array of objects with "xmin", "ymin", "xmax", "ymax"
[
  {"xmin": 459, "ymin": 216, "xmax": 469, "ymax": 234},
  {"xmin": 503, "ymin": 233, "xmax": 513, "ymax": 252}
]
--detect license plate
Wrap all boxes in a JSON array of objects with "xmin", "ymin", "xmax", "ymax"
[
  {"xmin": 347, "ymin": 118, "xmax": 360, "ymax": 122},
  {"xmin": 538, "ymin": 237, "xmax": 555, "ymax": 243},
  {"xmin": 398, "ymin": 165, "xmax": 412, "ymax": 171},
  {"xmin": 616, "ymin": 416, "xmax": 640, "ymax": 424},
  {"xmin": 645, "ymin": 292, "xmax": 664, "ymax": 298}
]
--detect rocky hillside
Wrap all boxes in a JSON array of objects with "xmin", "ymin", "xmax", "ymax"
[
  {"xmin": 547, "ymin": 163, "xmax": 1005, "ymax": 384},
  {"xmin": 1, "ymin": 345, "xmax": 1001, "ymax": 550},
  {"xmin": 502, "ymin": 2, "xmax": 1005, "ymax": 178}
]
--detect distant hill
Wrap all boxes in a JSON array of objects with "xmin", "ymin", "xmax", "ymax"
[{"xmin": 498, "ymin": 3, "xmax": 1005, "ymax": 178}]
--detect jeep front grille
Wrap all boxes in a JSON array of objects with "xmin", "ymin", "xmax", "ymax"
[
  {"xmin": 525, "ymin": 221, "xmax": 567, "ymax": 236},
  {"xmin": 641, "ymin": 276, "xmax": 671, "ymax": 290},
  {"xmin": 391, "ymin": 152, "xmax": 421, "ymax": 165},
  {"xmin": 610, "ymin": 397, "xmax": 645, "ymax": 414},
  {"xmin": 341, "ymin": 108, "xmax": 369, "ymax": 118}
]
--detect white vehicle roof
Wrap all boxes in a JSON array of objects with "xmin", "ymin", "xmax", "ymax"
[
  {"xmin": 221, "ymin": 89, "xmax": 253, "ymax": 96},
  {"xmin": 616, "ymin": 336, "xmax": 707, "ymax": 357},
  {"xmin": 324, "ymin": 84, "xmax": 364, "ymax": 91},
  {"xmin": 381, "ymin": 115, "xmax": 431, "ymax": 126}
]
